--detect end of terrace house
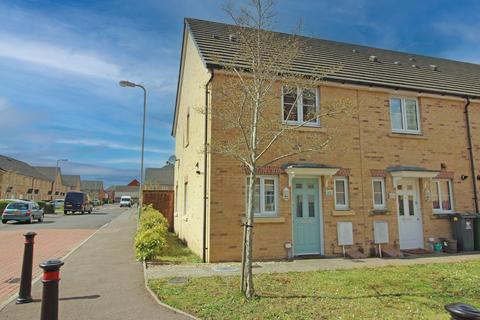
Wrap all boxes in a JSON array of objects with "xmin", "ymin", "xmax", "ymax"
[{"xmin": 171, "ymin": 18, "xmax": 480, "ymax": 263}]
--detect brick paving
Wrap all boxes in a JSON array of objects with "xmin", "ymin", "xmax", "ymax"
[{"xmin": 0, "ymin": 229, "xmax": 95, "ymax": 303}]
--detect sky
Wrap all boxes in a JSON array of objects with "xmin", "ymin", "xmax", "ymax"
[{"xmin": 1, "ymin": 0, "xmax": 479, "ymax": 186}]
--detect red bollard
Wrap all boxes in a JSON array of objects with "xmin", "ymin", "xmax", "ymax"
[
  {"xmin": 39, "ymin": 259, "xmax": 64, "ymax": 320},
  {"xmin": 16, "ymin": 231, "xmax": 37, "ymax": 304}
]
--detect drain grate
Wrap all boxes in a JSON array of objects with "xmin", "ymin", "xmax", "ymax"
[
  {"xmin": 5, "ymin": 277, "xmax": 20, "ymax": 284},
  {"xmin": 168, "ymin": 277, "xmax": 188, "ymax": 285},
  {"xmin": 212, "ymin": 265, "xmax": 240, "ymax": 272}
]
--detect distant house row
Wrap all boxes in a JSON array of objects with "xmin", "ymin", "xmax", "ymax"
[
  {"xmin": 105, "ymin": 164, "xmax": 174, "ymax": 203},
  {"xmin": 0, "ymin": 155, "xmax": 105, "ymax": 202}
]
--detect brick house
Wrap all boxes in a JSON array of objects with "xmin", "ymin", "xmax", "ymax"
[
  {"xmin": 0, "ymin": 155, "xmax": 52, "ymax": 201},
  {"xmin": 62, "ymin": 175, "xmax": 81, "ymax": 192},
  {"xmin": 34, "ymin": 166, "xmax": 69, "ymax": 199},
  {"xmin": 80, "ymin": 180, "xmax": 105, "ymax": 201},
  {"xmin": 172, "ymin": 18, "xmax": 480, "ymax": 262},
  {"xmin": 144, "ymin": 164, "xmax": 174, "ymax": 191}
]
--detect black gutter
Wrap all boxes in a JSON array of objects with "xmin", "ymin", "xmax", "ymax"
[
  {"xmin": 203, "ymin": 69, "xmax": 214, "ymax": 262},
  {"xmin": 464, "ymin": 97, "xmax": 479, "ymax": 213}
]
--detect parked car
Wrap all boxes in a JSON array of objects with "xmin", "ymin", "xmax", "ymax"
[
  {"xmin": 64, "ymin": 191, "xmax": 93, "ymax": 215},
  {"xmin": 50, "ymin": 198, "xmax": 65, "ymax": 209},
  {"xmin": 92, "ymin": 199, "xmax": 101, "ymax": 206},
  {"xmin": 119, "ymin": 196, "xmax": 132, "ymax": 207},
  {"xmin": 2, "ymin": 201, "xmax": 44, "ymax": 224}
]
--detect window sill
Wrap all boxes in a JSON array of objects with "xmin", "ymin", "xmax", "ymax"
[
  {"xmin": 388, "ymin": 133, "xmax": 427, "ymax": 140},
  {"xmin": 433, "ymin": 211, "xmax": 455, "ymax": 216},
  {"xmin": 283, "ymin": 122, "xmax": 325, "ymax": 132},
  {"xmin": 242, "ymin": 216, "xmax": 285, "ymax": 224},
  {"xmin": 370, "ymin": 209, "xmax": 390, "ymax": 215},
  {"xmin": 331, "ymin": 209, "xmax": 355, "ymax": 216}
]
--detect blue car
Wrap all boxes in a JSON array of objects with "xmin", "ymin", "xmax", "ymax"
[
  {"xmin": 64, "ymin": 191, "xmax": 93, "ymax": 215},
  {"xmin": 2, "ymin": 201, "xmax": 44, "ymax": 224}
]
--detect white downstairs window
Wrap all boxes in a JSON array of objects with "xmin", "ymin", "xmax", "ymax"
[
  {"xmin": 372, "ymin": 178, "xmax": 386, "ymax": 210},
  {"xmin": 334, "ymin": 177, "xmax": 349, "ymax": 210},
  {"xmin": 431, "ymin": 179, "xmax": 454, "ymax": 213},
  {"xmin": 246, "ymin": 176, "xmax": 278, "ymax": 217}
]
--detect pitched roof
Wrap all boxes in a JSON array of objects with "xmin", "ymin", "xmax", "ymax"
[
  {"xmin": 145, "ymin": 164, "xmax": 174, "ymax": 186},
  {"xmin": 80, "ymin": 180, "xmax": 104, "ymax": 191},
  {"xmin": 62, "ymin": 175, "xmax": 80, "ymax": 187},
  {"xmin": 0, "ymin": 155, "xmax": 50, "ymax": 180},
  {"xmin": 185, "ymin": 18, "xmax": 480, "ymax": 99},
  {"xmin": 34, "ymin": 166, "xmax": 60, "ymax": 182}
]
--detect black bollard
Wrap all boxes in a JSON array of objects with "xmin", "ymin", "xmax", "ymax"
[
  {"xmin": 16, "ymin": 231, "xmax": 37, "ymax": 304},
  {"xmin": 39, "ymin": 259, "xmax": 64, "ymax": 320},
  {"xmin": 445, "ymin": 303, "xmax": 480, "ymax": 320}
]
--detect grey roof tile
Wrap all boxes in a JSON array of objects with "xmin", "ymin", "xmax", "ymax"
[
  {"xmin": 0, "ymin": 155, "xmax": 50, "ymax": 180},
  {"xmin": 145, "ymin": 164, "xmax": 174, "ymax": 186},
  {"xmin": 186, "ymin": 18, "xmax": 480, "ymax": 98}
]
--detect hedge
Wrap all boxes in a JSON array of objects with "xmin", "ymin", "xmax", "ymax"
[
  {"xmin": 134, "ymin": 205, "xmax": 169, "ymax": 261},
  {"xmin": 0, "ymin": 200, "xmax": 13, "ymax": 213}
]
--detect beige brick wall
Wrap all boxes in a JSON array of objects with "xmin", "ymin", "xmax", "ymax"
[
  {"xmin": 173, "ymin": 29, "xmax": 213, "ymax": 258},
  {"xmin": 0, "ymin": 171, "xmax": 51, "ymax": 201},
  {"xmin": 205, "ymin": 77, "xmax": 480, "ymax": 262}
]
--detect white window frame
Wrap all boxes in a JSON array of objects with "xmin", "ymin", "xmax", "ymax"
[
  {"xmin": 281, "ymin": 86, "xmax": 320, "ymax": 127},
  {"xmin": 432, "ymin": 179, "xmax": 454, "ymax": 213},
  {"xmin": 333, "ymin": 177, "xmax": 349, "ymax": 210},
  {"xmin": 372, "ymin": 177, "xmax": 386, "ymax": 210},
  {"xmin": 245, "ymin": 175, "xmax": 279, "ymax": 217},
  {"xmin": 390, "ymin": 97, "xmax": 421, "ymax": 134}
]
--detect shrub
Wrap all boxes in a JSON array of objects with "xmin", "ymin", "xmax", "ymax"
[
  {"xmin": 134, "ymin": 205, "xmax": 169, "ymax": 261},
  {"xmin": 0, "ymin": 200, "xmax": 13, "ymax": 213},
  {"xmin": 37, "ymin": 201, "xmax": 46, "ymax": 209},
  {"xmin": 43, "ymin": 203, "xmax": 55, "ymax": 214}
]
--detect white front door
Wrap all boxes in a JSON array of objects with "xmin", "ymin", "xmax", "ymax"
[{"xmin": 396, "ymin": 178, "xmax": 424, "ymax": 249}]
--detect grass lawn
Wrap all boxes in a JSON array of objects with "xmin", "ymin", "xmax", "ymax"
[
  {"xmin": 149, "ymin": 260, "xmax": 480, "ymax": 319},
  {"xmin": 151, "ymin": 233, "xmax": 201, "ymax": 264}
]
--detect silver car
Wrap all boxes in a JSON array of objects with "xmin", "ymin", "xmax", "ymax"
[{"xmin": 2, "ymin": 201, "xmax": 44, "ymax": 224}]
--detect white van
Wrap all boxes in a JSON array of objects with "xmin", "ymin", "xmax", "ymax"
[{"xmin": 119, "ymin": 196, "xmax": 132, "ymax": 207}]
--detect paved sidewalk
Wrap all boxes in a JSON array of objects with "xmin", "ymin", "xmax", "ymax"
[
  {"xmin": 147, "ymin": 252, "xmax": 480, "ymax": 279},
  {"xmin": 0, "ymin": 209, "xmax": 189, "ymax": 319},
  {"xmin": 0, "ymin": 228, "xmax": 95, "ymax": 303}
]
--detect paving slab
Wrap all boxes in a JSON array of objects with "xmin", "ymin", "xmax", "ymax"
[{"xmin": 0, "ymin": 208, "xmax": 189, "ymax": 319}]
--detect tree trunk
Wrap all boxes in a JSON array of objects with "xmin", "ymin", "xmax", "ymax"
[{"xmin": 243, "ymin": 169, "xmax": 256, "ymax": 298}]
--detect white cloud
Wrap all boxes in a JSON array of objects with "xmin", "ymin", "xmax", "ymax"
[
  {"xmin": 0, "ymin": 33, "xmax": 122, "ymax": 80},
  {"xmin": 56, "ymin": 138, "xmax": 171, "ymax": 154}
]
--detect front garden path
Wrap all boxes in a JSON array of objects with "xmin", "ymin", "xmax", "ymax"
[{"xmin": 147, "ymin": 251, "xmax": 480, "ymax": 279}]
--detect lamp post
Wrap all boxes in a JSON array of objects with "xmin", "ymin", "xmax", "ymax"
[
  {"xmin": 119, "ymin": 80, "xmax": 146, "ymax": 216},
  {"xmin": 54, "ymin": 159, "xmax": 68, "ymax": 200}
]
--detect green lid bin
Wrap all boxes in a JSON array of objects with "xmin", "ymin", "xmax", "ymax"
[
  {"xmin": 475, "ymin": 215, "xmax": 480, "ymax": 250},
  {"xmin": 451, "ymin": 214, "xmax": 476, "ymax": 251}
]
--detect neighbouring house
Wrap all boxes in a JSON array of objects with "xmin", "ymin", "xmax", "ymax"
[
  {"xmin": 128, "ymin": 179, "xmax": 140, "ymax": 187},
  {"xmin": 172, "ymin": 18, "xmax": 480, "ymax": 262},
  {"xmin": 144, "ymin": 164, "xmax": 174, "ymax": 190},
  {"xmin": 34, "ymin": 166, "xmax": 69, "ymax": 199},
  {"xmin": 0, "ymin": 155, "xmax": 52, "ymax": 201},
  {"xmin": 62, "ymin": 175, "xmax": 81, "ymax": 192},
  {"xmin": 80, "ymin": 180, "xmax": 105, "ymax": 201},
  {"xmin": 105, "ymin": 185, "xmax": 139, "ymax": 203}
]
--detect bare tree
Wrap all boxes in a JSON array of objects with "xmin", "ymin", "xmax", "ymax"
[{"xmin": 205, "ymin": 0, "xmax": 354, "ymax": 298}]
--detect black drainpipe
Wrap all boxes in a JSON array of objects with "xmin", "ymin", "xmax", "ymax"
[
  {"xmin": 203, "ymin": 69, "xmax": 214, "ymax": 262},
  {"xmin": 464, "ymin": 97, "xmax": 479, "ymax": 213}
]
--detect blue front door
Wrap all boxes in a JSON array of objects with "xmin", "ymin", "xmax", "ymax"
[{"xmin": 292, "ymin": 178, "xmax": 322, "ymax": 255}]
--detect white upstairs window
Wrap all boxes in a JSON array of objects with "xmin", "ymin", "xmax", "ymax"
[
  {"xmin": 282, "ymin": 87, "xmax": 319, "ymax": 126},
  {"xmin": 390, "ymin": 98, "xmax": 420, "ymax": 134}
]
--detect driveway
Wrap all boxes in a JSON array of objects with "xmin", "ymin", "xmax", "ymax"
[{"xmin": 0, "ymin": 205, "xmax": 126, "ymax": 305}]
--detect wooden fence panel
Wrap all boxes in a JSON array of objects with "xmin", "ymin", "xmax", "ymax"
[{"xmin": 143, "ymin": 190, "xmax": 174, "ymax": 231}]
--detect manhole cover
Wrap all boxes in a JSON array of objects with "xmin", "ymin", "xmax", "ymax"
[
  {"xmin": 168, "ymin": 277, "xmax": 188, "ymax": 285},
  {"xmin": 5, "ymin": 278, "xmax": 20, "ymax": 284},
  {"xmin": 212, "ymin": 265, "xmax": 240, "ymax": 272}
]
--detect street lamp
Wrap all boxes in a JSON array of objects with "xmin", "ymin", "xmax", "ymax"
[
  {"xmin": 119, "ymin": 80, "xmax": 147, "ymax": 216},
  {"xmin": 55, "ymin": 159, "xmax": 68, "ymax": 199}
]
